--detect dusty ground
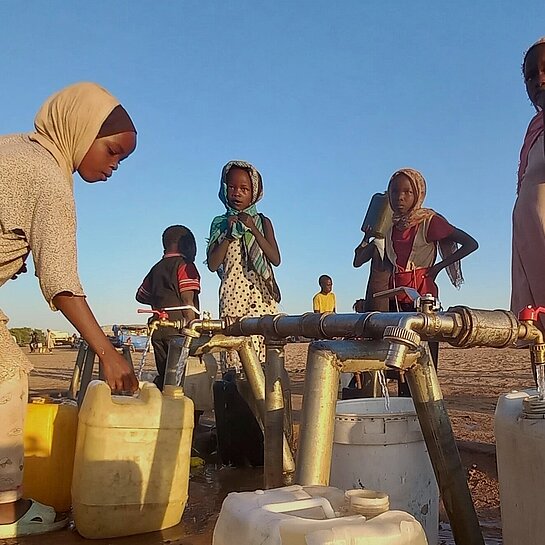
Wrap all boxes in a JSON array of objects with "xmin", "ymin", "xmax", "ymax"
[{"xmin": 5, "ymin": 342, "xmax": 534, "ymax": 545}]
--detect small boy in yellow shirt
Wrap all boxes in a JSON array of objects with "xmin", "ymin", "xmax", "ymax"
[{"xmin": 313, "ymin": 275, "xmax": 336, "ymax": 313}]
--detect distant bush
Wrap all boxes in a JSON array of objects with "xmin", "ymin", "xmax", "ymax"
[{"xmin": 9, "ymin": 328, "xmax": 44, "ymax": 346}]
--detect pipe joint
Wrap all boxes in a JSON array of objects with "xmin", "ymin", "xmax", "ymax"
[
  {"xmin": 262, "ymin": 314, "xmax": 289, "ymax": 343},
  {"xmin": 447, "ymin": 306, "xmax": 519, "ymax": 348}
]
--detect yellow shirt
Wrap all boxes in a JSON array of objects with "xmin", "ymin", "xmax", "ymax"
[{"xmin": 313, "ymin": 292, "xmax": 336, "ymax": 313}]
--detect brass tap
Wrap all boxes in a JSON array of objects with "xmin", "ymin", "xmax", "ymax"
[
  {"xmin": 137, "ymin": 309, "xmax": 185, "ymax": 334},
  {"xmin": 517, "ymin": 306, "xmax": 545, "ymax": 366},
  {"xmin": 181, "ymin": 317, "xmax": 226, "ymax": 350}
]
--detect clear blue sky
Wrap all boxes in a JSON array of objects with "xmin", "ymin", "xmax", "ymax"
[{"xmin": 1, "ymin": 1, "xmax": 544, "ymax": 331}]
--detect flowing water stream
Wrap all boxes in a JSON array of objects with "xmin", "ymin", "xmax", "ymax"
[
  {"xmin": 378, "ymin": 370, "xmax": 390, "ymax": 411},
  {"xmin": 537, "ymin": 364, "xmax": 545, "ymax": 400}
]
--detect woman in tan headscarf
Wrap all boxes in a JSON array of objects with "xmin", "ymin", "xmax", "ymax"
[
  {"xmin": 0, "ymin": 82, "xmax": 138, "ymax": 537},
  {"xmin": 511, "ymin": 37, "xmax": 545, "ymax": 330}
]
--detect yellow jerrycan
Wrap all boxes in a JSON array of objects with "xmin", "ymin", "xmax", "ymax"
[
  {"xmin": 23, "ymin": 397, "xmax": 78, "ymax": 512},
  {"xmin": 71, "ymin": 381, "xmax": 194, "ymax": 539}
]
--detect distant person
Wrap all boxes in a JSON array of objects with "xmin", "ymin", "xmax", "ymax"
[
  {"xmin": 384, "ymin": 168, "xmax": 478, "ymax": 395},
  {"xmin": 313, "ymin": 275, "xmax": 336, "ymax": 313},
  {"xmin": 207, "ymin": 160, "xmax": 281, "ymax": 368},
  {"xmin": 511, "ymin": 37, "xmax": 545, "ymax": 331},
  {"xmin": 45, "ymin": 329, "xmax": 54, "ymax": 353},
  {"xmin": 29, "ymin": 331, "xmax": 39, "ymax": 353},
  {"xmin": 136, "ymin": 225, "xmax": 201, "ymax": 390},
  {"xmin": 0, "ymin": 82, "xmax": 138, "ymax": 537},
  {"xmin": 352, "ymin": 299, "xmax": 366, "ymax": 313}
]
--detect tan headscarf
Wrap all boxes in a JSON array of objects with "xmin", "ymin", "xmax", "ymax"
[
  {"xmin": 388, "ymin": 167, "xmax": 464, "ymax": 288},
  {"xmin": 29, "ymin": 82, "xmax": 120, "ymax": 181},
  {"xmin": 387, "ymin": 168, "xmax": 435, "ymax": 229}
]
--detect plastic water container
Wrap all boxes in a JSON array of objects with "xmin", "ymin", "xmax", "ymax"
[
  {"xmin": 212, "ymin": 484, "xmax": 428, "ymax": 545},
  {"xmin": 23, "ymin": 397, "xmax": 78, "ymax": 512},
  {"xmin": 185, "ymin": 353, "xmax": 217, "ymax": 412},
  {"xmin": 495, "ymin": 389, "xmax": 545, "ymax": 545},
  {"xmin": 329, "ymin": 398, "xmax": 439, "ymax": 545},
  {"xmin": 71, "ymin": 381, "xmax": 194, "ymax": 538}
]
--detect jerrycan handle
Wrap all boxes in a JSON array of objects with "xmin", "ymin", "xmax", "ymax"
[
  {"xmin": 262, "ymin": 497, "xmax": 336, "ymax": 519},
  {"xmin": 133, "ymin": 381, "xmax": 162, "ymax": 402},
  {"xmin": 107, "ymin": 381, "xmax": 162, "ymax": 404}
]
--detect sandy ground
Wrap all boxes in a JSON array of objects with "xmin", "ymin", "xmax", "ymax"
[{"xmin": 4, "ymin": 342, "xmax": 534, "ymax": 545}]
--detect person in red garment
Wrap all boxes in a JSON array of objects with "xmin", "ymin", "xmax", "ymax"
[
  {"xmin": 511, "ymin": 37, "xmax": 545, "ymax": 331},
  {"xmin": 384, "ymin": 167, "xmax": 478, "ymax": 395}
]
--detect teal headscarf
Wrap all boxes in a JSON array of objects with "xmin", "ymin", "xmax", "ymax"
[{"xmin": 207, "ymin": 160, "xmax": 281, "ymax": 302}]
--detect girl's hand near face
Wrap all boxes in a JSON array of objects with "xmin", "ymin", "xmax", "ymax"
[
  {"xmin": 237, "ymin": 212, "xmax": 256, "ymax": 233},
  {"xmin": 208, "ymin": 216, "xmax": 238, "ymax": 271},
  {"xmin": 227, "ymin": 215, "xmax": 238, "ymax": 230},
  {"xmin": 225, "ymin": 215, "xmax": 238, "ymax": 239}
]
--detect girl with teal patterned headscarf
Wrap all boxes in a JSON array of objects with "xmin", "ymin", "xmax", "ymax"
[
  {"xmin": 207, "ymin": 160, "xmax": 281, "ymax": 302},
  {"xmin": 207, "ymin": 160, "xmax": 281, "ymax": 365}
]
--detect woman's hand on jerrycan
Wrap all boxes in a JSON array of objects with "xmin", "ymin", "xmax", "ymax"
[{"xmin": 101, "ymin": 350, "xmax": 139, "ymax": 393}]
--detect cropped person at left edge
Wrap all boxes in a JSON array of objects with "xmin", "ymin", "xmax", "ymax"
[{"xmin": 0, "ymin": 82, "xmax": 138, "ymax": 538}]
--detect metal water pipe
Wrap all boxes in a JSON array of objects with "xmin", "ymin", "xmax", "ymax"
[
  {"xmin": 171, "ymin": 331, "xmax": 296, "ymax": 479},
  {"xmin": 295, "ymin": 339, "xmax": 404, "ymax": 485},
  {"xmin": 225, "ymin": 305, "xmax": 545, "ymax": 545},
  {"xmin": 263, "ymin": 338, "xmax": 289, "ymax": 488}
]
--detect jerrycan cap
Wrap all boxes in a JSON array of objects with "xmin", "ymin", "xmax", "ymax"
[
  {"xmin": 345, "ymin": 489, "xmax": 389, "ymax": 518},
  {"xmin": 163, "ymin": 385, "xmax": 185, "ymax": 399},
  {"xmin": 522, "ymin": 395, "xmax": 545, "ymax": 418},
  {"xmin": 29, "ymin": 395, "xmax": 63, "ymax": 405},
  {"xmin": 29, "ymin": 396, "xmax": 49, "ymax": 404}
]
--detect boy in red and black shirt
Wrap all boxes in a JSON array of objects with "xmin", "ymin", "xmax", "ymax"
[{"xmin": 136, "ymin": 225, "xmax": 200, "ymax": 390}]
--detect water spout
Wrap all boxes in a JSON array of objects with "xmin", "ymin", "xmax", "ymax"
[{"xmin": 175, "ymin": 346, "xmax": 190, "ymax": 386}]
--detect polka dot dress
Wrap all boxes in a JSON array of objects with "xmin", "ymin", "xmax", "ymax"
[{"xmin": 219, "ymin": 238, "xmax": 278, "ymax": 368}]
